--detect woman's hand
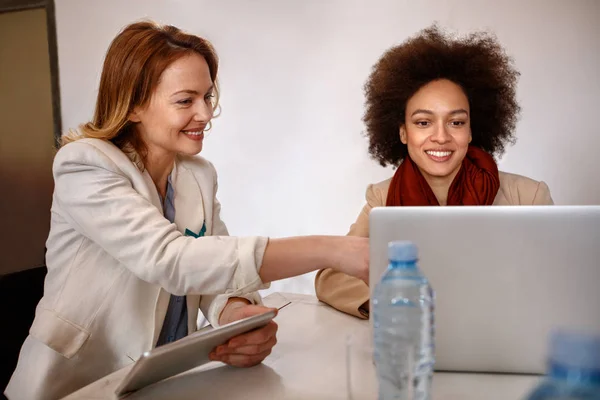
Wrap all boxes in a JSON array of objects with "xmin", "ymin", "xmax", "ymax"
[{"xmin": 210, "ymin": 298, "xmax": 278, "ymax": 367}]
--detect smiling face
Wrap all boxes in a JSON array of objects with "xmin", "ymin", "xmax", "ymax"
[
  {"xmin": 400, "ymin": 79, "xmax": 472, "ymax": 185},
  {"xmin": 128, "ymin": 53, "xmax": 215, "ymax": 161}
]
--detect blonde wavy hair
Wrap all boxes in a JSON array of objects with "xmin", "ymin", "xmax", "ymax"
[{"xmin": 62, "ymin": 21, "xmax": 220, "ymax": 168}]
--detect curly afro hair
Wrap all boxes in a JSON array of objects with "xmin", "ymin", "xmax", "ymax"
[{"xmin": 363, "ymin": 24, "xmax": 520, "ymax": 167}]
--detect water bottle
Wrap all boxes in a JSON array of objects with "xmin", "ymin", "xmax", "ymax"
[
  {"xmin": 372, "ymin": 241, "xmax": 435, "ymax": 400},
  {"xmin": 525, "ymin": 330, "xmax": 600, "ymax": 400}
]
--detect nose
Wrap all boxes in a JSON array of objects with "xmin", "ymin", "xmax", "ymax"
[
  {"xmin": 193, "ymin": 100, "xmax": 213, "ymax": 123},
  {"xmin": 430, "ymin": 122, "xmax": 451, "ymax": 144}
]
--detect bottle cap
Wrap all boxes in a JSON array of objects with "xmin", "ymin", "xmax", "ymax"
[{"xmin": 388, "ymin": 241, "xmax": 418, "ymax": 262}]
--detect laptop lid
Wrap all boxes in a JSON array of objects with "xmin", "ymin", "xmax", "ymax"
[{"xmin": 369, "ymin": 205, "xmax": 600, "ymax": 374}]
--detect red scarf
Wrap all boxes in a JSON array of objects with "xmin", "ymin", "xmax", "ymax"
[{"xmin": 386, "ymin": 146, "xmax": 500, "ymax": 206}]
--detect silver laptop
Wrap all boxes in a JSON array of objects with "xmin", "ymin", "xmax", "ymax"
[{"xmin": 369, "ymin": 206, "xmax": 600, "ymax": 374}]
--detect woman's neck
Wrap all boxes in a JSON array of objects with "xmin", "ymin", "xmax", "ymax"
[
  {"xmin": 145, "ymin": 149, "xmax": 176, "ymax": 199},
  {"xmin": 421, "ymin": 167, "xmax": 461, "ymax": 206},
  {"xmin": 425, "ymin": 177, "xmax": 450, "ymax": 206}
]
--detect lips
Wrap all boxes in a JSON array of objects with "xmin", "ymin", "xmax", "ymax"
[
  {"xmin": 425, "ymin": 150, "xmax": 452, "ymax": 157},
  {"xmin": 181, "ymin": 130, "xmax": 204, "ymax": 141},
  {"xmin": 425, "ymin": 149, "xmax": 453, "ymax": 162}
]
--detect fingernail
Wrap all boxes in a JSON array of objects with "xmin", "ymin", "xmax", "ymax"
[
  {"xmin": 209, "ymin": 352, "xmax": 216, "ymax": 361},
  {"xmin": 216, "ymin": 346, "xmax": 226, "ymax": 355}
]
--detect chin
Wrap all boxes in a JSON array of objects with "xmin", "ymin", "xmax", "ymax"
[
  {"xmin": 425, "ymin": 170, "xmax": 454, "ymax": 179},
  {"xmin": 420, "ymin": 163, "xmax": 460, "ymax": 179},
  {"xmin": 178, "ymin": 144, "xmax": 203, "ymax": 156}
]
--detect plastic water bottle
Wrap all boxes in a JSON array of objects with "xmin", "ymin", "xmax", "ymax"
[
  {"xmin": 525, "ymin": 330, "xmax": 600, "ymax": 400},
  {"xmin": 372, "ymin": 241, "xmax": 435, "ymax": 400}
]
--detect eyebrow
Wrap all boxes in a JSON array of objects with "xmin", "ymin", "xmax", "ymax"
[
  {"xmin": 411, "ymin": 108, "xmax": 469, "ymax": 117},
  {"xmin": 171, "ymin": 85, "xmax": 214, "ymax": 97}
]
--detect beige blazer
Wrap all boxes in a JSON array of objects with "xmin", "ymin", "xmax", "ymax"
[
  {"xmin": 6, "ymin": 139, "xmax": 269, "ymax": 400},
  {"xmin": 315, "ymin": 171, "xmax": 553, "ymax": 319}
]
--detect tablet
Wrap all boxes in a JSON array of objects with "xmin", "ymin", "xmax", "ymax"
[{"xmin": 114, "ymin": 310, "xmax": 277, "ymax": 397}]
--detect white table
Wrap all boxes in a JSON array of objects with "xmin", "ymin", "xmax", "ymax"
[{"xmin": 62, "ymin": 293, "xmax": 540, "ymax": 399}]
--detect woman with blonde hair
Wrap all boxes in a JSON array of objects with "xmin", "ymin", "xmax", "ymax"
[{"xmin": 5, "ymin": 21, "xmax": 368, "ymax": 400}]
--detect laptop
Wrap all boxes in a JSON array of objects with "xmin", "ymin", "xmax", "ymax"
[{"xmin": 369, "ymin": 205, "xmax": 600, "ymax": 374}]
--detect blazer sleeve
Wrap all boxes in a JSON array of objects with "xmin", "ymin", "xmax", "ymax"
[
  {"xmin": 199, "ymin": 164, "xmax": 265, "ymax": 326},
  {"xmin": 314, "ymin": 184, "xmax": 380, "ymax": 319},
  {"xmin": 53, "ymin": 142, "xmax": 268, "ymax": 297}
]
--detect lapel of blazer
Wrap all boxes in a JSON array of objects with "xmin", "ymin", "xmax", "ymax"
[
  {"xmin": 151, "ymin": 160, "xmax": 207, "ymax": 343},
  {"xmin": 172, "ymin": 160, "xmax": 206, "ymax": 239},
  {"xmin": 172, "ymin": 159, "xmax": 205, "ymax": 334},
  {"xmin": 140, "ymin": 169, "xmax": 163, "ymax": 211}
]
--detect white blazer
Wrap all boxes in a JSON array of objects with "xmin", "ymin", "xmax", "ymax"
[{"xmin": 5, "ymin": 138, "xmax": 268, "ymax": 400}]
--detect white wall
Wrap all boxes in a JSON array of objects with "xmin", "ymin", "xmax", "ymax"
[{"xmin": 55, "ymin": 0, "xmax": 600, "ymax": 296}]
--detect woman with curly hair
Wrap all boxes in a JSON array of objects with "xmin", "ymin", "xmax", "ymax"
[{"xmin": 315, "ymin": 25, "xmax": 553, "ymax": 318}]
